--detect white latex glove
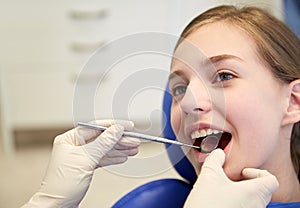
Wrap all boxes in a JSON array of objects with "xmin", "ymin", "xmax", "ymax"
[
  {"xmin": 184, "ymin": 149, "xmax": 279, "ymax": 208},
  {"xmin": 22, "ymin": 120, "xmax": 141, "ymax": 208}
]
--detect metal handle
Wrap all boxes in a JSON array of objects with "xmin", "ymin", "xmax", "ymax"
[
  {"xmin": 69, "ymin": 40, "xmax": 106, "ymax": 52},
  {"xmin": 68, "ymin": 8, "xmax": 108, "ymax": 20}
]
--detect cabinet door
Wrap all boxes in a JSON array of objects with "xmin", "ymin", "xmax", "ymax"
[{"xmin": 5, "ymin": 68, "xmax": 75, "ymax": 128}]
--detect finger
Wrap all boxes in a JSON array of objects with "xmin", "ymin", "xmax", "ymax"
[
  {"xmin": 195, "ymin": 149, "xmax": 228, "ymax": 186},
  {"xmin": 75, "ymin": 125, "xmax": 103, "ymax": 146},
  {"xmin": 94, "ymin": 124, "xmax": 124, "ymax": 151},
  {"xmin": 123, "ymin": 148, "xmax": 139, "ymax": 156},
  {"xmin": 54, "ymin": 129, "xmax": 79, "ymax": 145},
  {"xmin": 105, "ymin": 148, "xmax": 139, "ymax": 157},
  {"xmin": 115, "ymin": 137, "xmax": 141, "ymax": 149},
  {"xmin": 83, "ymin": 124, "xmax": 124, "ymax": 163},
  {"xmin": 191, "ymin": 149, "xmax": 227, "ymax": 195},
  {"xmin": 98, "ymin": 156, "xmax": 128, "ymax": 167},
  {"xmin": 75, "ymin": 120, "xmax": 134, "ymax": 145},
  {"xmin": 242, "ymin": 168, "xmax": 276, "ymax": 179},
  {"xmin": 201, "ymin": 148, "xmax": 225, "ymax": 173},
  {"xmin": 242, "ymin": 168, "xmax": 279, "ymax": 193}
]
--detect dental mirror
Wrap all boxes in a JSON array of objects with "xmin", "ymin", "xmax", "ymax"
[{"xmin": 200, "ymin": 135, "xmax": 220, "ymax": 153}]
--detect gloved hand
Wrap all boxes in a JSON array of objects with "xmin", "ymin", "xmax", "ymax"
[
  {"xmin": 22, "ymin": 120, "xmax": 141, "ymax": 208},
  {"xmin": 184, "ymin": 149, "xmax": 279, "ymax": 208}
]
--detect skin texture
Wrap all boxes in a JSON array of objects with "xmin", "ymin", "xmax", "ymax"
[{"xmin": 169, "ymin": 22, "xmax": 300, "ymax": 201}]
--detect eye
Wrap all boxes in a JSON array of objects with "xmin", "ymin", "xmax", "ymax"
[
  {"xmin": 214, "ymin": 71, "xmax": 236, "ymax": 83},
  {"xmin": 172, "ymin": 85, "xmax": 187, "ymax": 97}
]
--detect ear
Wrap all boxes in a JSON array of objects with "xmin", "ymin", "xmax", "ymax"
[{"xmin": 282, "ymin": 79, "xmax": 300, "ymax": 126}]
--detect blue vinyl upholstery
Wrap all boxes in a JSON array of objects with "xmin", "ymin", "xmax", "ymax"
[
  {"xmin": 284, "ymin": 0, "xmax": 300, "ymax": 39},
  {"xmin": 111, "ymin": 87, "xmax": 195, "ymax": 208},
  {"xmin": 112, "ymin": 179, "xmax": 192, "ymax": 208}
]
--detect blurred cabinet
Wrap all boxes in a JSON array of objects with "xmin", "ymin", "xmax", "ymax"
[
  {"xmin": 0, "ymin": 0, "xmax": 182, "ymax": 155},
  {"xmin": 0, "ymin": 0, "xmax": 281, "ymax": 155},
  {"xmin": 0, "ymin": 0, "xmax": 172, "ymax": 127}
]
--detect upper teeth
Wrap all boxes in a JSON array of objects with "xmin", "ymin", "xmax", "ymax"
[{"xmin": 191, "ymin": 129, "xmax": 223, "ymax": 139}]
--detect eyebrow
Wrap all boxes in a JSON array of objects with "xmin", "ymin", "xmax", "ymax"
[
  {"xmin": 169, "ymin": 54, "xmax": 243, "ymax": 81},
  {"xmin": 168, "ymin": 70, "xmax": 187, "ymax": 82},
  {"xmin": 209, "ymin": 54, "xmax": 243, "ymax": 64}
]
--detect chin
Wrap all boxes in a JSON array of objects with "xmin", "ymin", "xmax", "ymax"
[
  {"xmin": 188, "ymin": 156, "xmax": 202, "ymax": 175},
  {"xmin": 223, "ymin": 166, "xmax": 243, "ymax": 181}
]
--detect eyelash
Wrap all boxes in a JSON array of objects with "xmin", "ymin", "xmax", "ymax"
[
  {"xmin": 213, "ymin": 71, "xmax": 236, "ymax": 83},
  {"xmin": 170, "ymin": 70, "xmax": 236, "ymax": 97},
  {"xmin": 171, "ymin": 85, "xmax": 187, "ymax": 97}
]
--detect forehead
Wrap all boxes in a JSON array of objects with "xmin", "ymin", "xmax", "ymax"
[{"xmin": 171, "ymin": 22, "xmax": 258, "ymax": 70}]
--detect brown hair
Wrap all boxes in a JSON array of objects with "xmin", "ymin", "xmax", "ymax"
[{"xmin": 177, "ymin": 5, "xmax": 300, "ymax": 180}]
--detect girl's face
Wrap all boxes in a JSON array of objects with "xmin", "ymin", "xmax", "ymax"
[{"xmin": 169, "ymin": 22, "xmax": 290, "ymax": 181}]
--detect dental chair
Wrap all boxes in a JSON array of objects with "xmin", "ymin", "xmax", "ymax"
[{"xmin": 111, "ymin": 88, "xmax": 197, "ymax": 208}]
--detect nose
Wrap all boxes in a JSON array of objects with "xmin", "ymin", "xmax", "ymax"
[{"xmin": 180, "ymin": 80, "xmax": 212, "ymax": 115}]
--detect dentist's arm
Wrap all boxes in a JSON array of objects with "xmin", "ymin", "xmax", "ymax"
[
  {"xmin": 22, "ymin": 120, "xmax": 140, "ymax": 208},
  {"xmin": 184, "ymin": 149, "xmax": 279, "ymax": 208}
]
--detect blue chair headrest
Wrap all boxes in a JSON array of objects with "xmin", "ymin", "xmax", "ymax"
[
  {"xmin": 162, "ymin": 86, "xmax": 197, "ymax": 184},
  {"xmin": 112, "ymin": 178, "xmax": 192, "ymax": 208}
]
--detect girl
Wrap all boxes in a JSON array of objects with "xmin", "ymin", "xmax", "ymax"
[{"xmin": 169, "ymin": 5, "xmax": 300, "ymax": 207}]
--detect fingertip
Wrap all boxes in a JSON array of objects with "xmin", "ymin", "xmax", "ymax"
[
  {"xmin": 242, "ymin": 168, "xmax": 268, "ymax": 179},
  {"xmin": 74, "ymin": 125, "xmax": 100, "ymax": 145},
  {"xmin": 242, "ymin": 168, "xmax": 279, "ymax": 192},
  {"xmin": 200, "ymin": 149, "xmax": 226, "ymax": 176},
  {"xmin": 118, "ymin": 120, "xmax": 134, "ymax": 131},
  {"xmin": 112, "ymin": 156, "xmax": 128, "ymax": 165},
  {"xmin": 211, "ymin": 148, "xmax": 225, "ymax": 156},
  {"xmin": 127, "ymin": 147, "xmax": 139, "ymax": 156},
  {"xmin": 269, "ymin": 174, "xmax": 279, "ymax": 191},
  {"xmin": 205, "ymin": 148, "xmax": 225, "ymax": 165},
  {"xmin": 242, "ymin": 168, "xmax": 256, "ymax": 179},
  {"xmin": 128, "ymin": 121, "xmax": 135, "ymax": 128}
]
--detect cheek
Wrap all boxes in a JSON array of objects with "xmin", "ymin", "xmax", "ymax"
[
  {"xmin": 170, "ymin": 103, "xmax": 182, "ymax": 136},
  {"xmin": 223, "ymin": 91, "xmax": 283, "ymax": 180},
  {"xmin": 226, "ymin": 85, "xmax": 282, "ymax": 141}
]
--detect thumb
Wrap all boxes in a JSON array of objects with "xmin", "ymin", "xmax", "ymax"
[
  {"xmin": 193, "ymin": 149, "xmax": 228, "ymax": 189},
  {"xmin": 200, "ymin": 148, "xmax": 226, "ymax": 175},
  {"xmin": 184, "ymin": 149, "xmax": 227, "ymax": 207},
  {"xmin": 242, "ymin": 168, "xmax": 279, "ymax": 193}
]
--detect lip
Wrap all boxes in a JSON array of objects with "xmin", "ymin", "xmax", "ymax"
[
  {"xmin": 186, "ymin": 123, "xmax": 228, "ymax": 140},
  {"xmin": 194, "ymin": 149, "xmax": 209, "ymax": 163},
  {"xmin": 223, "ymin": 139, "xmax": 232, "ymax": 155},
  {"xmin": 186, "ymin": 122, "xmax": 232, "ymax": 162}
]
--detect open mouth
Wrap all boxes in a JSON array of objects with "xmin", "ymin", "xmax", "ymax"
[{"xmin": 192, "ymin": 131, "xmax": 232, "ymax": 152}]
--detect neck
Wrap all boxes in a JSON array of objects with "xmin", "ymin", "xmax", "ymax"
[
  {"xmin": 267, "ymin": 133, "xmax": 300, "ymax": 202},
  {"xmin": 271, "ymin": 166, "xmax": 300, "ymax": 202},
  {"xmin": 264, "ymin": 128, "xmax": 300, "ymax": 202}
]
